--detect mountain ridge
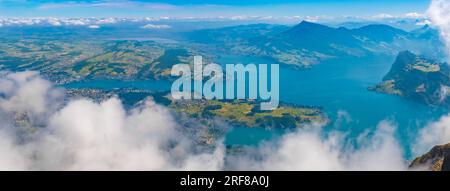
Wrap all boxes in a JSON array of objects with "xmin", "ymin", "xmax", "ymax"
[
  {"xmin": 186, "ymin": 20, "xmax": 442, "ymax": 68},
  {"xmin": 410, "ymin": 143, "xmax": 450, "ymax": 171},
  {"xmin": 369, "ymin": 51, "xmax": 450, "ymax": 107}
]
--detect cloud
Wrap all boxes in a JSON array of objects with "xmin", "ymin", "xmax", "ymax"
[
  {"xmin": 0, "ymin": 14, "xmax": 430, "ymax": 27},
  {"xmin": 415, "ymin": 114, "xmax": 450, "ymax": 155},
  {"xmin": 416, "ymin": 19, "xmax": 432, "ymax": 26},
  {"xmin": 369, "ymin": 12, "xmax": 428, "ymax": 20},
  {"xmin": 0, "ymin": 97, "xmax": 225, "ymax": 170},
  {"xmin": 88, "ymin": 24, "xmax": 100, "ymax": 29},
  {"xmin": 0, "ymin": 129, "xmax": 28, "ymax": 170},
  {"xmin": 372, "ymin": 13, "xmax": 395, "ymax": 20},
  {"xmin": 404, "ymin": 12, "xmax": 426, "ymax": 19},
  {"xmin": 427, "ymin": 0, "xmax": 450, "ymax": 63},
  {"xmin": 46, "ymin": 18, "xmax": 62, "ymax": 26},
  {"xmin": 0, "ymin": 71, "xmax": 224, "ymax": 170},
  {"xmin": 0, "ymin": 71, "xmax": 64, "ymax": 115},
  {"xmin": 0, "ymin": 71, "xmax": 443, "ymax": 171},
  {"xmin": 0, "ymin": 17, "xmax": 135, "ymax": 27},
  {"xmin": 38, "ymin": 0, "xmax": 178, "ymax": 11},
  {"xmin": 304, "ymin": 16, "xmax": 321, "ymax": 23},
  {"xmin": 229, "ymin": 120, "xmax": 407, "ymax": 171},
  {"xmin": 33, "ymin": 98, "xmax": 223, "ymax": 170},
  {"xmin": 334, "ymin": 110, "xmax": 352, "ymax": 128},
  {"xmin": 95, "ymin": 18, "xmax": 117, "ymax": 24},
  {"xmin": 141, "ymin": 24, "xmax": 171, "ymax": 29}
]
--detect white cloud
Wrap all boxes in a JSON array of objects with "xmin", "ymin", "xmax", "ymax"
[
  {"xmin": 0, "ymin": 129, "xmax": 28, "ymax": 171},
  {"xmin": 38, "ymin": 1, "xmax": 178, "ymax": 11},
  {"xmin": 304, "ymin": 16, "xmax": 320, "ymax": 23},
  {"xmin": 34, "ymin": 98, "xmax": 223, "ymax": 170},
  {"xmin": 372, "ymin": 13, "xmax": 395, "ymax": 20},
  {"xmin": 0, "ymin": 17, "xmax": 138, "ymax": 27},
  {"xmin": 231, "ymin": 120, "xmax": 407, "ymax": 171},
  {"xmin": 143, "ymin": 17, "xmax": 159, "ymax": 22},
  {"xmin": 47, "ymin": 18, "xmax": 61, "ymax": 26},
  {"xmin": 0, "ymin": 71, "xmax": 223, "ymax": 170},
  {"xmin": 0, "ymin": 71, "xmax": 445, "ymax": 171},
  {"xmin": 416, "ymin": 19, "xmax": 432, "ymax": 26},
  {"xmin": 142, "ymin": 24, "xmax": 171, "ymax": 29},
  {"xmin": 427, "ymin": 0, "xmax": 450, "ymax": 63},
  {"xmin": 368, "ymin": 13, "xmax": 425, "ymax": 21},
  {"xmin": 415, "ymin": 114, "xmax": 450, "ymax": 155},
  {"xmin": 229, "ymin": 15, "xmax": 248, "ymax": 20},
  {"xmin": 95, "ymin": 18, "xmax": 117, "ymax": 24},
  {"xmin": 159, "ymin": 16, "xmax": 171, "ymax": 20},
  {"xmin": 88, "ymin": 25, "xmax": 100, "ymax": 29},
  {"xmin": 334, "ymin": 110, "xmax": 352, "ymax": 129},
  {"xmin": 404, "ymin": 12, "xmax": 426, "ymax": 19},
  {"xmin": 62, "ymin": 18, "xmax": 88, "ymax": 26},
  {"xmin": 0, "ymin": 71, "xmax": 64, "ymax": 115}
]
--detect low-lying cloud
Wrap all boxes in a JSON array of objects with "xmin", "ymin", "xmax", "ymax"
[
  {"xmin": 0, "ymin": 71, "xmax": 417, "ymax": 171},
  {"xmin": 38, "ymin": 1, "xmax": 179, "ymax": 11},
  {"xmin": 0, "ymin": 71, "xmax": 224, "ymax": 170},
  {"xmin": 142, "ymin": 24, "xmax": 171, "ymax": 29},
  {"xmin": 228, "ymin": 121, "xmax": 407, "ymax": 171},
  {"xmin": 428, "ymin": 0, "xmax": 450, "ymax": 63},
  {"xmin": 0, "ymin": 71, "xmax": 63, "ymax": 115},
  {"xmin": 414, "ymin": 113, "xmax": 450, "ymax": 155}
]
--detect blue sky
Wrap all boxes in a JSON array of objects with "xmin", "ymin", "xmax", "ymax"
[{"xmin": 0, "ymin": 0, "xmax": 431, "ymax": 18}]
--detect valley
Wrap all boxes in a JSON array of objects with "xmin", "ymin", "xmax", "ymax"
[{"xmin": 1, "ymin": 20, "xmax": 449, "ymax": 168}]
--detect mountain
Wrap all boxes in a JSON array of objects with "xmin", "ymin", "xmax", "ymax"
[
  {"xmin": 187, "ymin": 21, "xmax": 441, "ymax": 68},
  {"xmin": 278, "ymin": 21, "xmax": 359, "ymax": 54},
  {"xmin": 332, "ymin": 21, "xmax": 381, "ymax": 29},
  {"xmin": 184, "ymin": 23, "xmax": 289, "ymax": 44},
  {"xmin": 251, "ymin": 21, "xmax": 430, "ymax": 67},
  {"xmin": 284, "ymin": 21, "xmax": 407, "ymax": 45},
  {"xmin": 352, "ymin": 24, "xmax": 408, "ymax": 42},
  {"xmin": 369, "ymin": 51, "xmax": 450, "ymax": 107},
  {"xmin": 410, "ymin": 143, "xmax": 450, "ymax": 171},
  {"xmin": 411, "ymin": 25, "xmax": 438, "ymax": 39},
  {"xmin": 408, "ymin": 25, "xmax": 446, "ymax": 59},
  {"xmin": 0, "ymin": 21, "xmax": 443, "ymax": 83}
]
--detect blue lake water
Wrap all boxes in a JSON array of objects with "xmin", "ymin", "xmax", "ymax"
[
  {"xmin": 218, "ymin": 55, "xmax": 447, "ymax": 158},
  {"xmin": 64, "ymin": 55, "xmax": 448, "ymax": 159}
]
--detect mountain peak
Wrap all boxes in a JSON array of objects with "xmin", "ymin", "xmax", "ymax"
[
  {"xmin": 296, "ymin": 20, "xmax": 326, "ymax": 28},
  {"xmin": 355, "ymin": 24, "xmax": 406, "ymax": 33},
  {"xmin": 382, "ymin": 51, "xmax": 418, "ymax": 80},
  {"xmin": 410, "ymin": 143, "xmax": 450, "ymax": 171},
  {"xmin": 371, "ymin": 50, "xmax": 450, "ymax": 109},
  {"xmin": 397, "ymin": 50, "xmax": 416, "ymax": 58},
  {"xmin": 394, "ymin": 51, "xmax": 418, "ymax": 66},
  {"xmin": 421, "ymin": 24, "xmax": 430, "ymax": 29},
  {"xmin": 299, "ymin": 20, "xmax": 317, "ymax": 25},
  {"xmin": 287, "ymin": 20, "xmax": 333, "ymax": 34}
]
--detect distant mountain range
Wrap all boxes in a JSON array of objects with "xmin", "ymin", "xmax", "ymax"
[
  {"xmin": 186, "ymin": 21, "xmax": 444, "ymax": 68},
  {"xmin": 0, "ymin": 21, "xmax": 445, "ymax": 82},
  {"xmin": 369, "ymin": 51, "xmax": 450, "ymax": 107}
]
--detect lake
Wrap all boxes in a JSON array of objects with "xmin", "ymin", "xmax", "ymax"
[{"xmin": 64, "ymin": 54, "xmax": 448, "ymax": 159}]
